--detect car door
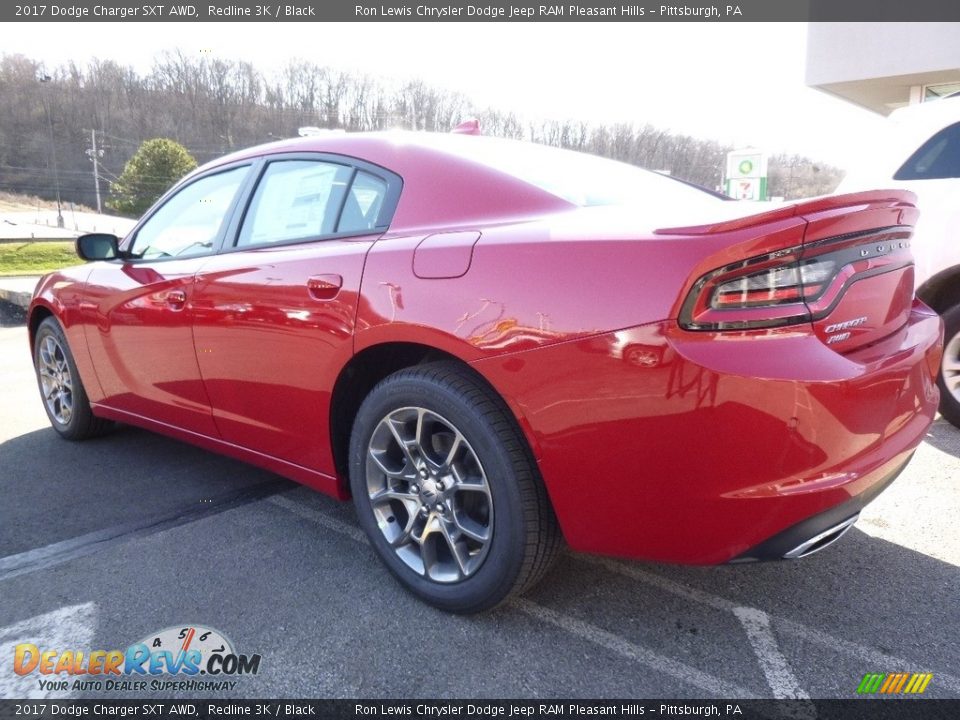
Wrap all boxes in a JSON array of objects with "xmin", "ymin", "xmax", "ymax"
[
  {"xmin": 84, "ymin": 163, "xmax": 253, "ymax": 436},
  {"xmin": 190, "ymin": 155, "xmax": 401, "ymax": 474}
]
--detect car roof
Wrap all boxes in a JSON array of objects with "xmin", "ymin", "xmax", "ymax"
[
  {"xmin": 192, "ymin": 131, "xmax": 726, "ymax": 233},
  {"xmin": 201, "ymin": 132, "xmax": 577, "ymax": 231},
  {"xmin": 205, "ymin": 131, "xmax": 544, "ymax": 176},
  {"xmin": 887, "ymin": 95, "xmax": 960, "ymax": 147}
]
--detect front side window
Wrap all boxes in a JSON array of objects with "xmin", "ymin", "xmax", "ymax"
[
  {"xmin": 895, "ymin": 122, "xmax": 960, "ymax": 180},
  {"xmin": 129, "ymin": 166, "xmax": 249, "ymax": 259},
  {"xmin": 237, "ymin": 160, "xmax": 355, "ymax": 247}
]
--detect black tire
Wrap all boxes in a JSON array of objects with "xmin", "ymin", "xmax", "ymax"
[
  {"xmin": 937, "ymin": 303, "xmax": 960, "ymax": 428},
  {"xmin": 348, "ymin": 361, "xmax": 562, "ymax": 613},
  {"xmin": 33, "ymin": 316, "xmax": 112, "ymax": 440}
]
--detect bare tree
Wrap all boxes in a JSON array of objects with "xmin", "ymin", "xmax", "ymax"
[{"xmin": 0, "ymin": 51, "xmax": 843, "ymax": 208}]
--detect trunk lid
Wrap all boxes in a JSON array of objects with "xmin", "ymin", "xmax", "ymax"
[{"xmin": 800, "ymin": 195, "xmax": 917, "ymax": 353}]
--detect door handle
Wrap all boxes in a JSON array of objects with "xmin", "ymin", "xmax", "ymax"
[
  {"xmin": 307, "ymin": 274, "xmax": 343, "ymax": 300},
  {"xmin": 166, "ymin": 289, "xmax": 187, "ymax": 308}
]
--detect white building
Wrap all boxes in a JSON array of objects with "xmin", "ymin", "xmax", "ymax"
[{"xmin": 806, "ymin": 23, "xmax": 960, "ymax": 115}]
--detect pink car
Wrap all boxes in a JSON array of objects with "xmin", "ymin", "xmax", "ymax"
[{"xmin": 29, "ymin": 132, "xmax": 942, "ymax": 612}]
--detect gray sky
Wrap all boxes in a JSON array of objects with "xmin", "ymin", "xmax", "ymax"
[{"xmin": 7, "ymin": 22, "xmax": 887, "ymax": 167}]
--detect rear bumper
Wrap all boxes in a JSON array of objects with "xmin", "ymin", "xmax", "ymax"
[
  {"xmin": 472, "ymin": 301, "xmax": 942, "ymax": 564},
  {"xmin": 732, "ymin": 451, "xmax": 911, "ymax": 562}
]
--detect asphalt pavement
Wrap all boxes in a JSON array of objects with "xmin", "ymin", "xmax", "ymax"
[{"xmin": 1, "ymin": 306, "xmax": 958, "ymax": 701}]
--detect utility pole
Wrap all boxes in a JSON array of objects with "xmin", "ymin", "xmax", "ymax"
[
  {"xmin": 85, "ymin": 129, "xmax": 104, "ymax": 213},
  {"xmin": 38, "ymin": 74, "xmax": 64, "ymax": 228}
]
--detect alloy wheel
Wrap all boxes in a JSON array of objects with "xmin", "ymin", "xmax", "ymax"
[
  {"xmin": 37, "ymin": 334, "xmax": 74, "ymax": 426},
  {"xmin": 364, "ymin": 407, "xmax": 493, "ymax": 583},
  {"xmin": 943, "ymin": 330, "xmax": 960, "ymax": 405}
]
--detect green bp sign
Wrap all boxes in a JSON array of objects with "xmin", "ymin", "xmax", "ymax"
[{"xmin": 725, "ymin": 149, "xmax": 768, "ymax": 201}]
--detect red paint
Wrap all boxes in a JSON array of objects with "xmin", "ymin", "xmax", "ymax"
[{"xmin": 28, "ymin": 132, "xmax": 942, "ymax": 564}]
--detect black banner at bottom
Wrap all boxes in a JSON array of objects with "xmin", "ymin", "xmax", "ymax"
[{"xmin": 0, "ymin": 700, "xmax": 955, "ymax": 720}]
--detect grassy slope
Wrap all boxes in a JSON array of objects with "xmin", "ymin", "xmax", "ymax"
[
  {"xmin": 0, "ymin": 242, "xmax": 80, "ymax": 276},
  {"xmin": 0, "ymin": 191, "xmax": 94, "ymax": 214}
]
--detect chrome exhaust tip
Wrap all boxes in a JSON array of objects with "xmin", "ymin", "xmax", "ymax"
[{"xmin": 782, "ymin": 513, "xmax": 859, "ymax": 559}]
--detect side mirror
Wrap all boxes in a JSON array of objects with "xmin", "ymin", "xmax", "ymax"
[{"xmin": 76, "ymin": 233, "xmax": 120, "ymax": 261}]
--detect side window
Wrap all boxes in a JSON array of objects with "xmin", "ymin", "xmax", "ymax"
[
  {"xmin": 894, "ymin": 122, "xmax": 960, "ymax": 180},
  {"xmin": 338, "ymin": 171, "xmax": 389, "ymax": 233},
  {"xmin": 237, "ymin": 160, "xmax": 354, "ymax": 247},
  {"xmin": 130, "ymin": 166, "xmax": 248, "ymax": 259}
]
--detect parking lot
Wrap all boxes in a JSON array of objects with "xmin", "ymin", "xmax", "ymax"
[{"xmin": 1, "ymin": 306, "xmax": 958, "ymax": 701}]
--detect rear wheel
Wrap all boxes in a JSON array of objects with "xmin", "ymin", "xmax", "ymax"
[
  {"xmin": 33, "ymin": 317, "xmax": 112, "ymax": 440},
  {"xmin": 348, "ymin": 362, "xmax": 561, "ymax": 613},
  {"xmin": 938, "ymin": 304, "xmax": 960, "ymax": 428}
]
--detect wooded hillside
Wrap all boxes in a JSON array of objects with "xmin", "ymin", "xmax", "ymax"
[{"xmin": 0, "ymin": 52, "xmax": 843, "ymax": 212}]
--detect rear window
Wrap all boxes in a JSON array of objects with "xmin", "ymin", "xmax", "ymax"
[
  {"xmin": 427, "ymin": 135, "xmax": 725, "ymax": 209},
  {"xmin": 894, "ymin": 121, "xmax": 960, "ymax": 180}
]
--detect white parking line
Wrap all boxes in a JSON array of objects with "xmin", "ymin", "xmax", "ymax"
[
  {"xmin": 0, "ymin": 602, "xmax": 97, "ymax": 699},
  {"xmin": 733, "ymin": 607, "xmax": 809, "ymax": 700},
  {"xmin": 512, "ymin": 598, "xmax": 758, "ymax": 697},
  {"xmin": 268, "ymin": 493, "xmax": 960, "ymax": 698},
  {"xmin": 267, "ymin": 494, "xmax": 750, "ymax": 697},
  {"xmin": 584, "ymin": 556, "xmax": 737, "ymax": 611},
  {"xmin": 582, "ymin": 555, "xmax": 960, "ymax": 695},
  {"xmin": 269, "ymin": 495, "xmax": 368, "ymax": 544},
  {"xmin": 586, "ymin": 556, "xmax": 807, "ymax": 697}
]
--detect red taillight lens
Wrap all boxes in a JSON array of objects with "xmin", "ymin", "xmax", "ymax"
[
  {"xmin": 711, "ymin": 259, "xmax": 837, "ymax": 309},
  {"xmin": 679, "ymin": 226, "xmax": 913, "ymax": 331}
]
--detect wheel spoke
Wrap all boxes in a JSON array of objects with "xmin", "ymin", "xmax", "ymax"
[
  {"xmin": 388, "ymin": 518, "xmax": 416, "ymax": 548},
  {"xmin": 419, "ymin": 531, "xmax": 442, "ymax": 577},
  {"xmin": 946, "ymin": 373, "xmax": 960, "ymax": 393},
  {"xmin": 454, "ymin": 514, "xmax": 490, "ymax": 544},
  {"xmin": 369, "ymin": 486, "xmax": 417, "ymax": 508},
  {"xmin": 440, "ymin": 521, "xmax": 470, "ymax": 578},
  {"xmin": 944, "ymin": 333, "xmax": 960, "ymax": 401},
  {"xmin": 451, "ymin": 467, "xmax": 489, "ymax": 494},
  {"xmin": 41, "ymin": 337, "xmax": 56, "ymax": 365},
  {"xmin": 387, "ymin": 415, "xmax": 421, "ymax": 469},
  {"xmin": 59, "ymin": 396, "xmax": 72, "ymax": 423},
  {"xmin": 368, "ymin": 448, "xmax": 412, "ymax": 480},
  {"xmin": 413, "ymin": 511, "xmax": 440, "ymax": 545},
  {"xmin": 443, "ymin": 432, "xmax": 463, "ymax": 470}
]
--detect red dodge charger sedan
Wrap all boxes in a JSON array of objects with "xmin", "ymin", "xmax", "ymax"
[{"xmin": 29, "ymin": 131, "xmax": 943, "ymax": 612}]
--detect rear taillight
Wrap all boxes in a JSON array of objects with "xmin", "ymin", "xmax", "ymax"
[
  {"xmin": 679, "ymin": 226, "xmax": 914, "ymax": 331},
  {"xmin": 711, "ymin": 259, "xmax": 837, "ymax": 308}
]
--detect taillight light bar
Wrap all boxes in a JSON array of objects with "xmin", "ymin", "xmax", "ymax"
[{"xmin": 679, "ymin": 226, "xmax": 913, "ymax": 331}]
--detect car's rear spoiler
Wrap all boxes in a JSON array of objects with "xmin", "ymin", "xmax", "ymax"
[{"xmin": 655, "ymin": 189, "xmax": 918, "ymax": 235}]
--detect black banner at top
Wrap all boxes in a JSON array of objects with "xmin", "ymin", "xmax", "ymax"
[{"xmin": 5, "ymin": 0, "xmax": 960, "ymax": 22}]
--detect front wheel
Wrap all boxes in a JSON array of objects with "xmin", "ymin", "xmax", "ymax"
[
  {"xmin": 33, "ymin": 316, "xmax": 112, "ymax": 440},
  {"xmin": 938, "ymin": 304, "xmax": 960, "ymax": 428},
  {"xmin": 348, "ymin": 362, "xmax": 561, "ymax": 613}
]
